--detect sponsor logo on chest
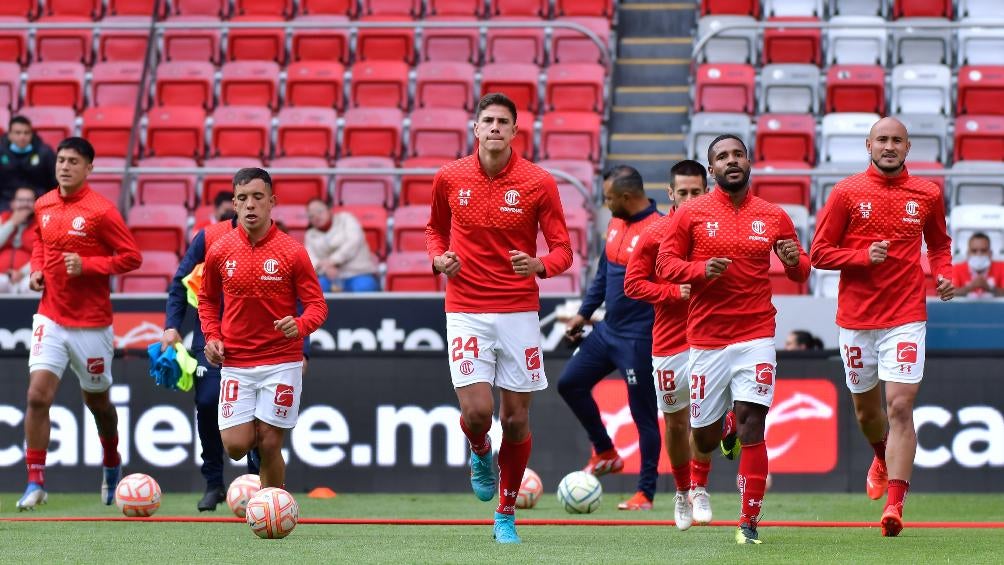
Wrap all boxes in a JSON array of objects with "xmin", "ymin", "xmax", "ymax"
[
  {"xmin": 705, "ymin": 221, "xmax": 719, "ymax": 237},
  {"xmin": 261, "ymin": 258, "xmax": 283, "ymax": 281},
  {"xmin": 68, "ymin": 215, "xmax": 87, "ymax": 237},
  {"xmin": 749, "ymin": 219, "xmax": 770, "ymax": 243},
  {"xmin": 903, "ymin": 200, "xmax": 921, "ymax": 224},
  {"xmin": 457, "ymin": 188, "xmax": 472, "ymax": 206},
  {"xmin": 225, "ymin": 260, "xmax": 237, "ymax": 277},
  {"xmin": 499, "ymin": 189, "xmax": 523, "ymax": 214},
  {"xmin": 859, "ymin": 202, "xmax": 872, "ymax": 219}
]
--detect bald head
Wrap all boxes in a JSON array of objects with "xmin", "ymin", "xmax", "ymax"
[
  {"xmin": 866, "ymin": 117, "xmax": 911, "ymax": 176},
  {"xmin": 869, "ymin": 117, "xmax": 908, "ymax": 140}
]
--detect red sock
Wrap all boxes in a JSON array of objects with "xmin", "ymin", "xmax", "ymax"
[
  {"xmin": 99, "ymin": 435, "xmax": 121, "ymax": 467},
  {"xmin": 671, "ymin": 463, "xmax": 691, "ymax": 493},
  {"xmin": 459, "ymin": 416, "xmax": 490, "ymax": 457},
  {"xmin": 871, "ymin": 435, "xmax": 887, "ymax": 461},
  {"xmin": 738, "ymin": 441, "xmax": 768, "ymax": 525},
  {"xmin": 887, "ymin": 479, "xmax": 909, "ymax": 514},
  {"xmin": 26, "ymin": 448, "xmax": 46, "ymax": 486},
  {"xmin": 691, "ymin": 459, "xmax": 711, "ymax": 488},
  {"xmin": 496, "ymin": 434, "xmax": 532, "ymax": 515}
]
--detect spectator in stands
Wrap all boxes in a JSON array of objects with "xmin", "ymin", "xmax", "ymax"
[
  {"xmin": 0, "ymin": 116, "xmax": 57, "ymax": 209},
  {"xmin": 0, "ymin": 187, "xmax": 38, "ymax": 294},
  {"xmin": 304, "ymin": 199, "xmax": 379, "ymax": 292},
  {"xmin": 213, "ymin": 191, "xmax": 235, "ymax": 222},
  {"xmin": 953, "ymin": 232, "xmax": 1004, "ymax": 299},
  {"xmin": 785, "ymin": 329, "xmax": 824, "ymax": 350}
]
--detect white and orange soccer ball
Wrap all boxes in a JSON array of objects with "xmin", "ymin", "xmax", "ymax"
[
  {"xmin": 515, "ymin": 467, "xmax": 543, "ymax": 509},
  {"xmin": 115, "ymin": 473, "xmax": 162, "ymax": 517},
  {"xmin": 227, "ymin": 474, "xmax": 262, "ymax": 518},
  {"xmin": 246, "ymin": 487, "xmax": 299, "ymax": 539},
  {"xmin": 557, "ymin": 471, "xmax": 602, "ymax": 514}
]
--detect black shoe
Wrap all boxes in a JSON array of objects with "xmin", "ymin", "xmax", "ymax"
[{"xmin": 197, "ymin": 486, "xmax": 226, "ymax": 512}]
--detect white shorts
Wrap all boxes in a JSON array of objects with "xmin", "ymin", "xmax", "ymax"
[
  {"xmin": 219, "ymin": 361, "xmax": 303, "ymax": 430},
  {"xmin": 653, "ymin": 350, "xmax": 690, "ymax": 414},
  {"xmin": 839, "ymin": 321, "xmax": 926, "ymax": 394},
  {"xmin": 28, "ymin": 314, "xmax": 113, "ymax": 393},
  {"xmin": 445, "ymin": 312, "xmax": 547, "ymax": 392},
  {"xmin": 687, "ymin": 338, "xmax": 776, "ymax": 429}
]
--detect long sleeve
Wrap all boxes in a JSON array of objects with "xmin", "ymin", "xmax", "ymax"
[
  {"xmin": 29, "ymin": 219, "xmax": 44, "ymax": 272},
  {"xmin": 425, "ymin": 169, "xmax": 452, "ymax": 262},
  {"xmin": 624, "ymin": 229, "xmax": 683, "ymax": 304},
  {"xmin": 292, "ymin": 247, "xmax": 328, "ymax": 336},
  {"xmin": 198, "ymin": 247, "xmax": 223, "ymax": 344},
  {"xmin": 656, "ymin": 207, "xmax": 706, "ymax": 284},
  {"xmin": 923, "ymin": 195, "xmax": 953, "ymax": 282},
  {"xmin": 165, "ymin": 229, "xmax": 206, "ymax": 331},
  {"xmin": 810, "ymin": 188, "xmax": 870, "ymax": 270},
  {"xmin": 777, "ymin": 212, "xmax": 811, "ymax": 282},
  {"xmin": 536, "ymin": 175, "xmax": 573, "ymax": 278},
  {"xmin": 327, "ymin": 213, "xmax": 365, "ymax": 266},
  {"xmin": 81, "ymin": 207, "xmax": 142, "ymax": 275},
  {"xmin": 578, "ymin": 251, "xmax": 607, "ymax": 318}
]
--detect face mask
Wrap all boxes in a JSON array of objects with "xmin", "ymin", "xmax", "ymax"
[
  {"xmin": 9, "ymin": 143, "xmax": 32, "ymax": 154},
  {"xmin": 968, "ymin": 255, "xmax": 991, "ymax": 274}
]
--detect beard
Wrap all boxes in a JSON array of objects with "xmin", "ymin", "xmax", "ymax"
[
  {"xmin": 714, "ymin": 168, "xmax": 749, "ymax": 193},
  {"xmin": 872, "ymin": 155, "xmax": 904, "ymax": 173}
]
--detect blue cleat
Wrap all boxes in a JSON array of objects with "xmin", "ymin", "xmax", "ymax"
[
  {"xmin": 16, "ymin": 483, "xmax": 47, "ymax": 511},
  {"xmin": 469, "ymin": 440, "xmax": 497, "ymax": 502},
  {"xmin": 493, "ymin": 512, "xmax": 522, "ymax": 544},
  {"xmin": 102, "ymin": 465, "xmax": 122, "ymax": 505}
]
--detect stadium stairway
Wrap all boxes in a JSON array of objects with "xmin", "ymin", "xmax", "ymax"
[{"xmin": 608, "ymin": 1, "xmax": 695, "ymax": 205}]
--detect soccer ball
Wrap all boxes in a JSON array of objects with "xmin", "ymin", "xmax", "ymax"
[
  {"xmin": 227, "ymin": 474, "xmax": 262, "ymax": 518},
  {"xmin": 246, "ymin": 487, "xmax": 299, "ymax": 539},
  {"xmin": 556, "ymin": 471, "xmax": 602, "ymax": 514},
  {"xmin": 115, "ymin": 473, "xmax": 161, "ymax": 517},
  {"xmin": 515, "ymin": 467, "xmax": 543, "ymax": 509}
]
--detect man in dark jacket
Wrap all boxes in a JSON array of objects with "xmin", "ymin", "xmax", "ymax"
[{"xmin": 0, "ymin": 116, "xmax": 57, "ymax": 209}]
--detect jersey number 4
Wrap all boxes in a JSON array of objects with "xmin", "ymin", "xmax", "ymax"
[{"xmin": 451, "ymin": 337, "xmax": 479, "ymax": 362}]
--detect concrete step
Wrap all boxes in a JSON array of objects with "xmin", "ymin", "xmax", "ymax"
[
  {"xmin": 612, "ymin": 85, "xmax": 689, "ymax": 107},
  {"xmin": 617, "ymin": 2, "xmax": 697, "ymax": 38},
  {"xmin": 617, "ymin": 36, "xmax": 694, "ymax": 59}
]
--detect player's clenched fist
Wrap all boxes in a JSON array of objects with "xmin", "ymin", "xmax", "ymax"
[
  {"xmin": 62, "ymin": 252, "xmax": 82, "ymax": 277},
  {"xmin": 679, "ymin": 284, "xmax": 691, "ymax": 300},
  {"xmin": 28, "ymin": 271, "xmax": 44, "ymax": 291},
  {"xmin": 509, "ymin": 250, "xmax": 544, "ymax": 277},
  {"xmin": 205, "ymin": 339, "xmax": 225, "ymax": 366},
  {"xmin": 433, "ymin": 251, "xmax": 461, "ymax": 277},
  {"xmin": 775, "ymin": 239, "xmax": 800, "ymax": 266},
  {"xmin": 936, "ymin": 275, "xmax": 955, "ymax": 302},
  {"xmin": 705, "ymin": 257, "xmax": 732, "ymax": 280},
  {"xmin": 274, "ymin": 316, "xmax": 299, "ymax": 338},
  {"xmin": 868, "ymin": 240, "xmax": 890, "ymax": 265}
]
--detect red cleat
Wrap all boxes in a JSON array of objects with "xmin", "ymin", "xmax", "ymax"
[
  {"xmin": 881, "ymin": 505, "xmax": 903, "ymax": 537},
  {"xmin": 583, "ymin": 448, "xmax": 624, "ymax": 477},
  {"xmin": 617, "ymin": 491, "xmax": 653, "ymax": 511},
  {"xmin": 866, "ymin": 456, "xmax": 888, "ymax": 500}
]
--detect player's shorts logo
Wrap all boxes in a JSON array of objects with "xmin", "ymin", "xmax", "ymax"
[
  {"xmin": 690, "ymin": 402, "xmax": 700, "ymax": 418},
  {"xmin": 905, "ymin": 201, "xmax": 919, "ymax": 216},
  {"xmin": 72, "ymin": 216, "xmax": 85, "ymax": 231},
  {"xmin": 896, "ymin": 342, "xmax": 918, "ymax": 363},
  {"xmin": 848, "ymin": 370, "xmax": 859, "ymax": 385},
  {"xmin": 87, "ymin": 357, "xmax": 105, "ymax": 374},
  {"xmin": 504, "ymin": 190, "xmax": 520, "ymax": 206},
  {"xmin": 263, "ymin": 259, "xmax": 279, "ymax": 274},
  {"xmin": 221, "ymin": 403, "xmax": 234, "ymax": 418},
  {"xmin": 755, "ymin": 363, "xmax": 774, "ymax": 385},
  {"xmin": 524, "ymin": 347, "xmax": 541, "ymax": 370},
  {"xmin": 274, "ymin": 384, "xmax": 295, "ymax": 407},
  {"xmin": 459, "ymin": 360, "xmax": 474, "ymax": 375},
  {"xmin": 32, "ymin": 343, "xmax": 42, "ymax": 356},
  {"xmin": 663, "ymin": 393, "xmax": 676, "ymax": 406},
  {"xmin": 751, "ymin": 220, "xmax": 766, "ymax": 235}
]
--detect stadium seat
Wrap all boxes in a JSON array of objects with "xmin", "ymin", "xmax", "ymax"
[
  {"xmin": 235, "ymin": 0, "xmax": 293, "ymax": 17},
  {"xmin": 362, "ymin": 0, "xmax": 419, "ymax": 15},
  {"xmin": 155, "ymin": 61, "xmax": 215, "ymax": 110},
  {"xmin": 34, "ymin": 17, "xmax": 92, "ymax": 64},
  {"xmin": 950, "ymin": 204, "xmax": 1004, "ymax": 256},
  {"xmin": 758, "ymin": 64, "xmax": 819, "ymax": 114},
  {"xmin": 392, "ymin": 204, "xmax": 431, "ymax": 252},
  {"xmin": 385, "ymin": 251, "xmax": 442, "ymax": 291},
  {"xmin": 751, "ymin": 161, "xmax": 811, "ymax": 208},
  {"xmin": 480, "ymin": 63, "xmax": 539, "ymax": 112},
  {"xmin": 512, "ymin": 111, "xmax": 536, "ymax": 160},
  {"xmin": 537, "ymin": 254, "xmax": 582, "ymax": 293},
  {"xmin": 81, "ymin": 106, "xmax": 136, "ymax": 159},
  {"xmin": 421, "ymin": 16, "xmax": 481, "ymax": 64},
  {"xmin": 820, "ymin": 112, "xmax": 880, "ymax": 163},
  {"xmin": 356, "ymin": 15, "xmax": 416, "ymax": 63},
  {"xmin": 428, "ymin": 0, "xmax": 483, "ymax": 15},
  {"xmin": 894, "ymin": 113, "xmax": 949, "ymax": 163},
  {"xmin": 271, "ymin": 204, "xmax": 310, "ymax": 242},
  {"xmin": 285, "ymin": 61, "xmax": 344, "ymax": 109},
  {"xmin": 700, "ymin": 0, "xmax": 759, "ymax": 16},
  {"xmin": 0, "ymin": 62, "xmax": 21, "ymax": 111},
  {"xmin": 89, "ymin": 157, "xmax": 126, "ymax": 203},
  {"xmin": 812, "ymin": 268, "xmax": 840, "ymax": 297},
  {"xmin": 696, "ymin": 16, "xmax": 757, "ymax": 64},
  {"xmin": 18, "ymin": 106, "xmax": 75, "ymax": 147},
  {"xmin": 954, "ymin": 116, "xmax": 1004, "ymax": 162},
  {"xmin": 118, "ymin": 251, "xmax": 179, "ymax": 293},
  {"xmin": 25, "ymin": 62, "xmax": 84, "ymax": 111},
  {"xmin": 960, "ymin": 0, "xmax": 1004, "ymax": 18},
  {"xmin": 127, "ymin": 204, "xmax": 188, "ymax": 256},
  {"xmin": 891, "ymin": 17, "xmax": 952, "ymax": 65},
  {"xmin": 46, "ymin": 0, "xmax": 101, "ymax": 18},
  {"xmin": 779, "ymin": 203, "xmax": 810, "ymax": 243},
  {"xmin": 755, "ymin": 113, "xmax": 816, "ymax": 164},
  {"xmin": 894, "ymin": 0, "xmax": 951, "ymax": 18},
  {"xmin": 90, "ymin": 62, "xmax": 144, "ymax": 108},
  {"xmin": 486, "ymin": 18, "xmax": 545, "ymax": 65},
  {"xmin": 163, "ymin": 16, "xmax": 221, "ymax": 63},
  {"xmin": 686, "ymin": 112, "xmax": 752, "ymax": 162},
  {"xmin": 831, "ymin": 0, "xmax": 883, "ymax": 16},
  {"xmin": 769, "ymin": 252, "xmax": 807, "ymax": 294},
  {"xmin": 290, "ymin": 15, "xmax": 350, "ymax": 63},
  {"xmin": 134, "ymin": 157, "xmax": 199, "ymax": 208},
  {"xmin": 550, "ymin": 17, "xmax": 611, "ymax": 64},
  {"xmin": 400, "ymin": 156, "xmax": 449, "ymax": 205},
  {"xmin": 826, "ymin": 16, "xmax": 887, "ymax": 66},
  {"xmin": 300, "ymin": 0, "xmax": 356, "ymax": 15},
  {"xmin": 350, "ymin": 60, "xmax": 410, "ymax": 109},
  {"xmin": 276, "ymin": 106, "xmax": 337, "ymax": 159},
  {"xmin": 563, "ymin": 206, "xmax": 590, "ymax": 257},
  {"xmin": 191, "ymin": 204, "xmax": 216, "ymax": 234},
  {"xmin": 337, "ymin": 204, "xmax": 389, "ymax": 257},
  {"xmin": 890, "ymin": 64, "xmax": 950, "ymax": 115},
  {"xmin": 957, "ymin": 18, "xmax": 1004, "ymax": 66},
  {"xmin": 333, "ymin": 156, "xmax": 395, "ymax": 207},
  {"xmin": 950, "ymin": 162, "xmax": 1004, "ymax": 206},
  {"xmin": 210, "ymin": 105, "xmax": 272, "ymax": 159},
  {"xmin": 415, "ymin": 61, "xmax": 475, "ymax": 110},
  {"xmin": 958, "ymin": 66, "xmax": 1004, "ymax": 116},
  {"xmin": 342, "ymin": 108, "xmax": 404, "ymax": 158},
  {"xmin": 145, "ymin": 105, "xmax": 206, "ymax": 160},
  {"xmin": 762, "ymin": 17, "xmax": 821, "ymax": 65},
  {"xmin": 0, "ymin": 0, "xmax": 38, "ymax": 18},
  {"xmin": 201, "ymin": 157, "xmax": 262, "ymax": 205},
  {"xmin": 539, "ymin": 159, "xmax": 596, "ymax": 210},
  {"xmin": 695, "ymin": 63, "xmax": 755, "ymax": 114},
  {"xmin": 98, "ymin": 17, "xmax": 152, "ymax": 62},
  {"xmin": 764, "ymin": 0, "xmax": 821, "ymax": 16},
  {"xmin": 545, "ymin": 63, "xmax": 606, "ymax": 112},
  {"xmin": 110, "ymin": 0, "xmax": 165, "ymax": 16},
  {"xmin": 0, "ymin": 108, "xmax": 8, "ymax": 135},
  {"xmin": 540, "ymin": 112, "xmax": 601, "ymax": 161},
  {"xmin": 906, "ymin": 160, "xmax": 945, "ymax": 196},
  {"xmin": 409, "ymin": 108, "xmax": 470, "ymax": 158},
  {"xmin": 813, "ymin": 162, "xmax": 849, "ymax": 209},
  {"xmin": 0, "ymin": 18, "xmax": 28, "ymax": 66},
  {"xmin": 174, "ymin": 0, "xmax": 229, "ymax": 16},
  {"xmin": 493, "ymin": 0, "xmax": 548, "ymax": 16},
  {"xmin": 270, "ymin": 156, "xmax": 330, "ymax": 204},
  {"xmin": 825, "ymin": 65, "xmax": 886, "ymax": 114},
  {"xmin": 220, "ymin": 60, "xmax": 280, "ymax": 109},
  {"xmin": 226, "ymin": 15, "xmax": 287, "ymax": 63}
]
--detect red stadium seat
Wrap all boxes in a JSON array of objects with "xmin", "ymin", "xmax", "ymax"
[
  {"xmin": 550, "ymin": 17, "xmax": 611, "ymax": 64},
  {"xmin": 146, "ymin": 105, "xmax": 206, "ymax": 159},
  {"xmin": 825, "ymin": 65, "xmax": 886, "ymax": 114},
  {"xmin": 155, "ymin": 61, "xmax": 215, "ymax": 109},
  {"xmin": 276, "ymin": 106, "xmax": 337, "ymax": 159},
  {"xmin": 191, "ymin": 204, "xmax": 216, "ymax": 234},
  {"xmin": 563, "ymin": 206, "xmax": 589, "ymax": 257},
  {"xmin": 0, "ymin": 62, "xmax": 21, "ymax": 110},
  {"xmin": 537, "ymin": 255, "xmax": 582, "ymax": 293},
  {"xmin": 762, "ymin": 17, "xmax": 822, "ymax": 65},
  {"xmin": 220, "ymin": 60, "xmax": 279, "ymax": 109},
  {"xmin": 392, "ymin": 204, "xmax": 431, "ymax": 252},
  {"xmin": 486, "ymin": 18, "xmax": 544, "ymax": 65},
  {"xmin": 546, "ymin": 63, "xmax": 605, "ymax": 112},
  {"xmin": 26, "ymin": 62, "xmax": 84, "ymax": 111},
  {"xmin": 270, "ymin": 156, "xmax": 329, "ymax": 204},
  {"xmin": 342, "ymin": 107, "xmax": 404, "ymax": 158},
  {"xmin": 110, "ymin": 0, "xmax": 166, "ymax": 16},
  {"xmin": 400, "ymin": 156, "xmax": 449, "ymax": 205},
  {"xmin": 89, "ymin": 157, "xmax": 126, "ymax": 203},
  {"xmin": 894, "ymin": 0, "xmax": 951, "ymax": 18},
  {"xmin": 954, "ymin": 116, "xmax": 1004, "ymax": 162},
  {"xmin": 356, "ymin": 15, "xmax": 415, "ymax": 63},
  {"xmin": 290, "ymin": 15, "xmax": 350, "ymax": 63},
  {"xmin": 421, "ymin": 16, "xmax": 480, "ymax": 63},
  {"xmin": 98, "ymin": 17, "xmax": 152, "ymax": 62},
  {"xmin": 755, "ymin": 113, "xmax": 817, "ymax": 164},
  {"xmin": 539, "ymin": 158, "xmax": 595, "ymax": 210},
  {"xmin": 333, "ymin": 156, "xmax": 395, "ymax": 207},
  {"xmin": 409, "ymin": 108, "xmax": 469, "ymax": 158},
  {"xmin": 91, "ymin": 61, "xmax": 144, "ymax": 108},
  {"xmin": 512, "ymin": 111, "xmax": 536, "ymax": 159},
  {"xmin": 174, "ymin": 0, "xmax": 229, "ymax": 16},
  {"xmin": 163, "ymin": 16, "xmax": 221, "ymax": 63},
  {"xmin": 957, "ymin": 67, "xmax": 1004, "ymax": 116},
  {"xmin": 81, "ymin": 106, "xmax": 136, "ymax": 158},
  {"xmin": 385, "ymin": 251, "xmax": 441, "ymax": 292},
  {"xmin": 127, "ymin": 204, "xmax": 188, "ymax": 256},
  {"xmin": 46, "ymin": 0, "xmax": 101, "ymax": 18},
  {"xmin": 271, "ymin": 204, "xmax": 310, "ymax": 242},
  {"xmin": 415, "ymin": 61, "xmax": 475, "ymax": 110},
  {"xmin": 135, "ymin": 157, "xmax": 198, "ymax": 207},
  {"xmin": 908, "ymin": 161, "xmax": 945, "ymax": 194},
  {"xmin": 480, "ymin": 63, "xmax": 539, "ymax": 112},
  {"xmin": 701, "ymin": 0, "xmax": 759, "ymax": 16},
  {"xmin": 210, "ymin": 105, "xmax": 272, "ymax": 159},
  {"xmin": 349, "ymin": 60, "xmax": 410, "ymax": 109},
  {"xmin": 337, "ymin": 204, "xmax": 388, "ymax": 258},
  {"xmin": 0, "ymin": 18, "xmax": 28, "ymax": 66},
  {"xmin": 750, "ymin": 161, "xmax": 811, "ymax": 208},
  {"xmin": 1, "ymin": 0, "xmax": 39, "ymax": 18},
  {"xmin": 235, "ymin": 0, "xmax": 292, "ymax": 17},
  {"xmin": 493, "ymin": 0, "xmax": 547, "ymax": 17},
  {"xmin": 118, "ymin": 251, "xmax": 179, "ymax": 293},
  {"xmin": 555, "ymin": 0, "xmax": 612, "ymax": 17},
  {"xmin": 226, "ymin": 16, "xmax": 286, "ymax": 63},
  {"xmin": 427, "ymin": 0, "xmax": 483, "ymax": 16},
  {"xmin": 362, "ymin": 0, "xmax": 419, "ymax": 16},
  {"xmin": 201, "ymin": 157, "xmax": 262, "ymax": 205},
  {"xmin": 300, "ymin": 0, "xmax": 355, "ymax": 15},
  {"xmin": 34, "ymin": 17, "xmax": 92, "ymax": 64},
  {"xmin": 18, "ymin": 106, "xmax": 75, "ymax": 147},
  {"xmin": 769, "ymin": 252, "xmax": 807, "ymax": 294},
  {"xmin": 540, "ymin": 111, "xmax": 601, "ymax": 161},
  {"xmin": 695, "ymin": 63, "xmax": 755, "ymax": 114},
  {"xmin": 0, "ymin": 108, "xmax": 8, "ymax": 135}
]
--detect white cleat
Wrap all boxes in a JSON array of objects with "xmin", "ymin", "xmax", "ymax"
[
  {"xmin": 674, "ymin": 492, "xmax": 693, "ymax": 531},
  {"xmin": 16, "ymin": 484, "xmax": 48, "ymax": 511},
  {"xmin": 690, "ymin": 487, "xmax": 713, "ymax": 525}
]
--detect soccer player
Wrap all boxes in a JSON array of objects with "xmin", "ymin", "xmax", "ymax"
[
  {"xmin": 198, "ymin": 168, "xmax": 328, "ymax": 489},
  {"xmin": 810, "ymin": 117, "xmax": 953, "ymax": 537},
  {"xmin": 18, "ymin": 137, "xmax": 142, "ymax": 510},
  {"xmin": 623, "ymin": 159, "xmax": 713, "ymax": 528},
  {"xmin": 656, "ymin": 135, "xmax": 810, "ymax": 544},
  {"xmin": 557, "ymin": 165, "xmax": 662, "ymax": 511},
  {"xmin": 425, "ymin": 93, "xmax": 573, "ymax": 544}
]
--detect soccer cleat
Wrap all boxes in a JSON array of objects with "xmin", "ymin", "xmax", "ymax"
[
  {"xmin": 720, "ymin": 411, "xmax": 740, "ymax": 461},
  {"xmin": 617, "ymin": 491, "xmax": 653, "ymax": 511},
  {"xmin": 690, "ymin": 487, "xmax": 713, "ymax": 524},
  {"xmin": 493, "ymin": 512, "xmax": 522, "ymax": 544},
  {"xmin": 469, "ymin": 440, "xmax": 497, "ymax": 502},
  {"xmin": 101, "ymin": 465, "xmax": 122, "ymax": 505},
  {"xmin": 16, "ymin": 483, "xmax": 48, "ymax": 511},
  {"xmin": 673, "ymin": 492, "xmax": 693, "ymax": 531},
  {"xmin": 197, "ymin": 486, "xmax": 227, "ymax": 512},
  {"xmin": 583, "ymin": 448, "xmax": 624, "ymax": 477},
  {"xmin": 866, "ymin": 456, "xmax": 889, "ymax": 500},
  {"xmin": 881, "ymin": 505, "xmax": 904, "ymax": 537},
  {"xmin": 736, "ymin": 518, "xmax": 762, "ymax": 544}
]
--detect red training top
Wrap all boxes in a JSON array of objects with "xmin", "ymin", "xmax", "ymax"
[{"xmin": 952, "ymin": 260, "xmax": 1004, "ymax": 298}]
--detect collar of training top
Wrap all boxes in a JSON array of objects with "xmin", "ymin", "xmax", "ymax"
[
  {"xmin": 476, "ymin": 147, "xmax": 519, "ymax": 180},
  {"xmin": 711, "ymin": 184, "xmax": 751, "ymax": 208},
  {"xmin": 866, "ymin": 162, "xmax": 911, "ymax": 186},
  {"xmin": 237, "ymin": 219, "xmax": 278, "ymax": 247},
  {"xmin": 58, "ymin": 183, "xmax": 92, "ymax": 203}
]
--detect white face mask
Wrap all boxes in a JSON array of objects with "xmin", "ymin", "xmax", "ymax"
[{"xmin": 968, "ymin": 254, "xmax": 991, "ymax": 274}]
